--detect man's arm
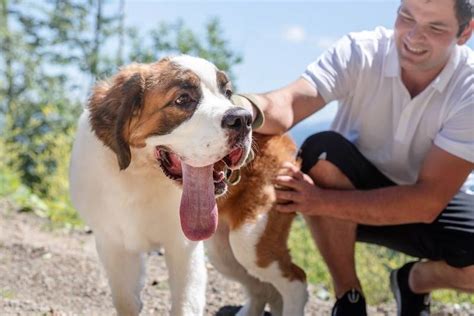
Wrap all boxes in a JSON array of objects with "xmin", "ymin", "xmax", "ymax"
[
  {"xmin": 240, "ymin": 78, "xmax": 327, "ymax": 135},
  {"xmin": 275, "ymin": 145, "xmax": 473, "ymax": 225}
]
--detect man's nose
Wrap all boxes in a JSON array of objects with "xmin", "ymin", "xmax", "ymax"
[{"xmin": 408, "ymin": 24, "xmax": 426, "ymax": 40}]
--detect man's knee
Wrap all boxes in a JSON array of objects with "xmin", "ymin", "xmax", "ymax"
[
  {"xmin": 299, "ymin": 133, "xmax": 352, "ymax": 189},
  {"xmin": 299, "ymin": 131, "xmax": 344, "ymax": 172},
  {"xmin": 299, "ymin": 132, "xmax": 354, "ymax": 190}
]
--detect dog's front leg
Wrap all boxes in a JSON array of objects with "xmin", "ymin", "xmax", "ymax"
[
  {"xmin": 96, "ymin": 238, "xmax": 145, "ymax": 316},
  {"xmin": 164, "ymin": 240, "xmax": 206, "ymax": 316}
]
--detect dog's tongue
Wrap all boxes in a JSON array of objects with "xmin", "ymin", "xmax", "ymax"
[{"xmin": 180, "ymin": 163, "xmax": 218, "ymax": 241}]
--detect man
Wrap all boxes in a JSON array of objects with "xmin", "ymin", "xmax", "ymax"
[{"xmin": 232, "ymin": 0, "xmax": 473, "ymax": 315}]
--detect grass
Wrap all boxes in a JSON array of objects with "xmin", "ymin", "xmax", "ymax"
[
  {"xmin": 0, "ymin": 288, "xmax": 15, "ymax": 300},
  {"xmin": 288, "ymin": 216, "xmax": 474, "ymax": 305}
]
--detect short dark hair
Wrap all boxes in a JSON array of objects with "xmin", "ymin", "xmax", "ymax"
[{"xmin": 454, "ymin": 0, "xmax": 473, "ymax": 36}]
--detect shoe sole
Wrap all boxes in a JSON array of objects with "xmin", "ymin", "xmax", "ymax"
[{"xmin": 390, "ymin": 270, "xmax": 402, "ymax": 316}]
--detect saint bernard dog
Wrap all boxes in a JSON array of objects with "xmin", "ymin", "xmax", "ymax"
[{"xmin": 69, "ymin": 55, "xmax": 307, "ymax": 316}]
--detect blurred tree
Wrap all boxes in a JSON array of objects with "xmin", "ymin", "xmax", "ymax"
[
  {"xmin": 128, "ymin": 17, "xmax": 242, "ymax": 82},
  {"xmin": 0, "ymin": 0, "xmax": 13, "ymax": 117},
  {"xmin": 116, "ymin": 0, "xmax": 125, "ymax": 67},
  {"xmin": 0, "ymin": 0, "xmax": 106, "ymax": 193}
]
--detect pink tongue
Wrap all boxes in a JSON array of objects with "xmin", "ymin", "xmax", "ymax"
[{"xmin": 180, "ymin": 163, "xmax": 218, "ymax": 241}]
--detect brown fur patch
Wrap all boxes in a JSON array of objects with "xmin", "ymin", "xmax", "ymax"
[
  {"xmin": 127, "ymin": 63, "xmax": 202, "ymax": 147},
  {"xmin": 217, "ymin": 134, "xmax": 296, "ymax": 227},
  {"xmin": 88, "ymin": 58, "xmax": 202, "ymax": 169},
  {"xmin": 217, "ymin": 134, "xmax": 306, "ymax": 282},
  {"xmin": 256, "ymin": 211, "xmax": 306, "ymax": 282},
  {"xmin": 216, "ymin": 70, "xmax": 232, "ymax": 97}
]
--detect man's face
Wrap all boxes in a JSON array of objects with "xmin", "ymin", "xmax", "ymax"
[{"xmin": 394, "ymin": 0, "xmax": 471, "ymax": 75}]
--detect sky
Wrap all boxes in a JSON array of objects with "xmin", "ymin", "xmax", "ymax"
[{"xmin": 120, "ymin": 0, "xmax": 473, "ymax": 145}]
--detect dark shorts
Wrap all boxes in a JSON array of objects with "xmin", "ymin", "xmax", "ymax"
[{"xmin": 298, "ymin": 131, "xmax": 474, "ymax": 268}]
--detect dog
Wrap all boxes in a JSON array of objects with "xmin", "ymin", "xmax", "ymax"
[
  {"xmin": 209, "ymin": 132, "xmax": 308, "ymax": 316},
  {"xmin": 69, "ymin": 55, "xmax": 307, "ymax": 316}
]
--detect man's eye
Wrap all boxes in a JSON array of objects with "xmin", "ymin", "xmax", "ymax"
[
  {"xmin": 430, "ymin": 26, "xmax": 443, "ymax": 33},
  {"xmin": 398, "ymin": 11, "xmax": 414, "ymax": 23}
]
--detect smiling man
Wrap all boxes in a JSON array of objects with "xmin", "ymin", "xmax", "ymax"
[{"xmin": 232, "ymin": 0, "xmax": 473, "ymax": 315}]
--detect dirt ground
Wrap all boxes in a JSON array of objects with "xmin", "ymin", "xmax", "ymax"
[{"xmin": 0, "ymin": 199, "xmax": 472, "ymax": 316}]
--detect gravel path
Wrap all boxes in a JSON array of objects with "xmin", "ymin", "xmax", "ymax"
[{"xmin": 0, "ymin": 199, "xmax": 472, "ymax": 315}]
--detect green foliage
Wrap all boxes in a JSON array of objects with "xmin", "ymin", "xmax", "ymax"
[
  {"xmin": 0, "ymin": 137, "xmax": 48, "ymax": 217},
  {"xmin": 128, "ymin": 18, "xmax": 242, "ymax": 83},
  {"xmin": 288, "ymin": 216, "xmax": 474, "ymax": 305}
]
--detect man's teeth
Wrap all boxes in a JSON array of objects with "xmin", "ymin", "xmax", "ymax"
[{"xmin": 406, "ymin": 44, "xmax": 425, "ymax": 54}]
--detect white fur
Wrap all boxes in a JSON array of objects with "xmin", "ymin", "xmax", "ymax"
[
  {"xmin": 206, "ymin": 220, "xmax": 283, "ymax": 316},
  {"xmin": 172, "ymin": 55, "xmax": 219, "ymax": 93},
  {"xmin": 227, "ymin": 214, "xmax": 308, "ymax": 316},
  {"xmin": 69, "ymin": 56, "xmax": 251, "ymax": 316}
]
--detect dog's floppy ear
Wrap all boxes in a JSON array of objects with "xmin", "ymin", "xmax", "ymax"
[
  {"xmin": 88, "ymin": 65, "xmax": 147, "ymax": 170},
  {"xmin": 114, "ymin": 73, "xmax": 146, "ymax": 170}
]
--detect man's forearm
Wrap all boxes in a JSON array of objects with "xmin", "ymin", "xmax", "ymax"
[
  {"xmin": 316, "ymin": 184, "xmax": 445, "ymax": 226},
  {"xmin": 252, "ymin": 92, "xmax": 295, "ymax": 135},
  {"xmin": 243, "ymin": 78, "xmax": 326, "ymax": 135}
]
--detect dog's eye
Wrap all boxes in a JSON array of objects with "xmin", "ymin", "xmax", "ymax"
[
  {"xmin": 225, "ymin": 89, "xmax": 233, "ymax": 99},
  {"xmin": 175, "ymin": 93, "xmax": 192, "ymax": 106}
]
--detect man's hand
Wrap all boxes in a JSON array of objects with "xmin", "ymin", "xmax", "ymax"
[
  {"xmin": 230, "ymin": 94, "xmax": 265, "ymax": 129},
  {"xmin": 274, "ymin": 161, "xmax": 322, "ymax": 214}
]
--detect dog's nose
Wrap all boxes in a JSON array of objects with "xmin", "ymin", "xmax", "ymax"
[{"xmin": 221, "ymin": 107, "xmax": 252, "ymax": 132}]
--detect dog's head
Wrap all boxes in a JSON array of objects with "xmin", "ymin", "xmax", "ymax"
[{"xmin": 88, "ymin": 55, "xmax": 253, "ymax": 241}]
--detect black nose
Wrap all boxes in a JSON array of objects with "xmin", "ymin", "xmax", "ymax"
[{"xmin": 221, "ymin": 107, "xmax": 252, "ymax": 132}]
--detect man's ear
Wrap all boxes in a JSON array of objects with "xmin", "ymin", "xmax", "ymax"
[
  {"xmin": 88, "ymin": 65, "xmax": 147, "ymax": 170},
  {"xmin": 457, "ymin": 20, "xmax": 473, "ymax": 45},
  {"xmin": 114, "ymin": 73, "xmax": 146, "ymax": 170}
]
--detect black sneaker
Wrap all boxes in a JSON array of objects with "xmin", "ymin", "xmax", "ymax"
[
  {"xmin": 331, "ymin": 288, "xmax": 367, "ymax": 316},
  {"xmin": 390, "ymin": 261, "xmax": 431, "ymax": 316}
]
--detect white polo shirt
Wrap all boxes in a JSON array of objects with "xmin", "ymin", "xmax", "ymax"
[{"xmin": 302, "ymin": 27, "xmax": 474, "ymax": 185}]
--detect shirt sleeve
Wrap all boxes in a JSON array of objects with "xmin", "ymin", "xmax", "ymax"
[
  {"xmin": 301, "ymin": 34, "xmax": 361, "ymax": 103},
  {"xmin": 434, "ymin": 101, "xmax": 474, "ymax": 163}
]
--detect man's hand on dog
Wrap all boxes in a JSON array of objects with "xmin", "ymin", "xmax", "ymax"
[{"xmin": 274, "ymin": 161, "xmax": 322, "ymax": 215}]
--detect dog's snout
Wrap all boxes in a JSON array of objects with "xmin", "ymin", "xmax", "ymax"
[{"xmin": 221, "ymin": 108, "xmax": 252, "ymax": 132}]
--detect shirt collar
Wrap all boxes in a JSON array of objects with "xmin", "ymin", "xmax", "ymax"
[
  {"xmin": 431, "ymin": 46, "xmax": 460, "ymax": 92},
  {"xmin": 384, "ymin": 39, "xmax": 461, "ymax": 93}
]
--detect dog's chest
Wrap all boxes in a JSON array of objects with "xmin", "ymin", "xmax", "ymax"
[{"xmin": 114, "ymin": 177, "xmax": 186, "ymax": 249}]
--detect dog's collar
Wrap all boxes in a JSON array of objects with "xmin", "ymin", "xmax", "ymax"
[{"xmin": 224, "ymin": 148, "xmax": 255, "ymax": 186}]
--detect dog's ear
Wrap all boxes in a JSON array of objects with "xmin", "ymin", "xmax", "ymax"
[
  {"xmin": 88, "ymin": 66, "xmax": 147, "ymax": 170},
  {"xmin": 114, "ymin": 73, "xmax": 146, "ymax": 170}
]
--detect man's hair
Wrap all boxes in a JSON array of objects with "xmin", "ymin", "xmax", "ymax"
[{"xmin": 454, "ymin": 0, "xmax": 473, "ymax": 36}]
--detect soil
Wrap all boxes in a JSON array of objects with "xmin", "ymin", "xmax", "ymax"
[{"xmin": 0, "ymin": 199, "xmax": 472, "ymax": 316}]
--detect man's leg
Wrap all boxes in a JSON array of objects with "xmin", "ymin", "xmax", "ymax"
[
  {"xmin": 299, "ymin": 132, "xmax": 474, "ymax": 315},
  {"xmin": 410, "ymin": 261, "xmax": 474, "ymax": 293},
  {"xmin": 303, "ymin": 159, "xmax": 361, "ymax": 297},
  {"xmin": 298, "ymin": 131, "xmax": 394, "ymax": 301},
  {"xmin": 358, "ymin": 188, "xmax": 474, "ymax": 315}
]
